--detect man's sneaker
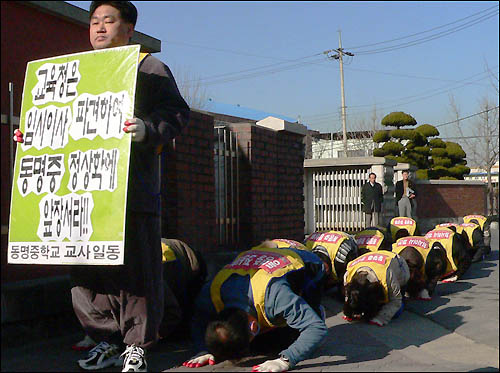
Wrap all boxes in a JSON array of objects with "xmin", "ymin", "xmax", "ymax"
[
  {"xmin": 121, "ymin": 344, "xmax": 147, "ymax": 372},
  {"xmin": 77, "ymin": 341, "xmax": 122, "ymax": 370},
  {"xmin": 72, "ymin": 334, "xmax": 97, "ymax": 351}
]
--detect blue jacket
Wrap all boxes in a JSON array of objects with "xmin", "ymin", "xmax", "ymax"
[{"xmin": 191, "ymin": 247, "xmax": 328, "ymax": 368}]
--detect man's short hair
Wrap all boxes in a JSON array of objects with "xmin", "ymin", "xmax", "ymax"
[
  {"xmin": 205, "ymin": 308, "xmax": 250, "ymax": 362},
  {"xmin": 369, "ymin": 172, "xmax": 376, "ymax": 178},
  {"xmin": 89, "ymin": 1, "xmax": 138, "ymax": 26},
  {"xmin": 402, "ymin": 170, "xmax": 409, "ymax": 174}
]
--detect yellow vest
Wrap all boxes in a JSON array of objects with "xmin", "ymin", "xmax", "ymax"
[
  {"xmin": 435, "ymin": 222, "xmax": 464, "ymax": 234},
  {"xmin": 161, "ymin": 238, "xmax": 177, "ymax": 263},
  {"xmin": 210, "ymin": 246, "xmax": 305, "ymax": 330},
  {"xmin": 355, "ymin": 229, "xmax": 385, "ymax": 252},
  {"xmin": 390, "ymin": 217, "xmax": 417, "ymax": 241},
  {"xmin": 460, "ymin": 223, "xmax": 481, "ymax": 247},
  {"xmin": 392, "ymin": 236, "xmax": 430, "ymax": 274},
  {"xmin": 346, "ymin": 251, "xmax": 398, "ymax": 303},
  {"xmin": 463, "ymin": 215, "xmax": 487, "ymax": 230},
  {"xmin": 304, "ymin": 231, "xmax": 350, "ymax": 282},
  {"xmin": 272, "ymin": 239, "xmax": 308, "ymax": 251},
  {"xmin": 425, "ymin": 228, "xmax": 457, "ymax": 275}
]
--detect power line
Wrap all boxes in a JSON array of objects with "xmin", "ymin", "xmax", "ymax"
[
  {"xmin": 354, "ymin": 9, "xmax": 498, "ymax": 55},
  {"xmin": 435, "ymin": 106, "xmax": 499, "ymax": 128},
  {"xmin": 302, "ymin": 68, "xmax": 497, "ymax": 122},
  {"xmin": 344, "ymin": 5, "xmax": 498, "ymax": 50},
  {"xmin": 442, "ymin": 135, "xmax": 500, "ymax": 140}
]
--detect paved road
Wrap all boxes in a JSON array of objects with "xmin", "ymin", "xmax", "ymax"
[{"xmin": 1, "ymin": 227, "xmax": 498, "ymax": 372}]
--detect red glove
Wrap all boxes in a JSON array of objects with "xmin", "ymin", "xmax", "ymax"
[{"xmin": 13, "ymin": 129, "xmax": 24, "ymax": 143}]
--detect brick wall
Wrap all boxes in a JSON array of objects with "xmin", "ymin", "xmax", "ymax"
[
  {"xmin": 227, "ymin": 123, "xmax": 306, "ymax": 248},
  {"xmin": 415, "ymin": 181, "xmax": 487, "ymax": 219},
  {"xmin": 161, "ymin": 110, "xmax": 216, "ymax": 252}
]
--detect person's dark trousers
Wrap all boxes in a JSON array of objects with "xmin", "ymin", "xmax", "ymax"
[{"xmin": 71, "ymin": 212, "xmax": 164, "ymax": 350}]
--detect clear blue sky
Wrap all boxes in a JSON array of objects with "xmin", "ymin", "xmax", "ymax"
[{"xmin": 68, "ymin": 1, "xmax": 499, "ymax": 139}]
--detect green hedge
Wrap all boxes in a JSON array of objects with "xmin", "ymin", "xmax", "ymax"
[{"xmin": 381, "ymin": 112, "xmax": 417, "ymax": 128}]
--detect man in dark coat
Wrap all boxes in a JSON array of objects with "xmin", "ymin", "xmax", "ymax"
[{"xmin": 361, "ymin": 172, "xmax": 384, "ymax": 228}]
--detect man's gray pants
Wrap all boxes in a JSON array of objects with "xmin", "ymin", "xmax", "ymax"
[
  {"xmin": 398, "ymin": 196, "xmax": 414, "ymax": 218},
  {"xmin": 365, "ymin": 211, "xmax": 379, "ymax": 228}
]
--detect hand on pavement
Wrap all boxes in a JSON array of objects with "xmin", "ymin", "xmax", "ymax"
[
  {"xmin": 123, "ymin": 118, "xmax": 146, "ymax": 142},
  {"xmin": 440, "ymin": 275, "xmax": 458, "ymax": 283},
  {"xmin": 417, "ymin": 288, "xmax": 432, "ymax": 301},
  {"xmin": 252, "ymin": 357, "xmax": 290, "ymax": 372},
  {"xmin": 182, "ymin": 352, "xmax": 215, "ymax": 368},
  {"xmin": 369, "ymin": 317, "xmax": 384, "ymax": 327}
]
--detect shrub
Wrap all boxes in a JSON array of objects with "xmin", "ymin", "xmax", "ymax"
[
  {"xmin": 430, "ymin": 148, "xmax": 447, "ymax": 157},
  {"xmin": 413, "ymin": 146, "xmax": 430, "ymax": 156},
  {"xmin": 416, "ymin": 124, "xmax": 439, "ymax": 137},
  {"xmin": 429, "ymin": 138, "xmax": 446, "ymax": 148},
  {"xmin": 432, "ymin": 157, "xmax": 452, "ymax": 168},
  {"xmin": 416, "ymin": 169, "xmax": 429, "ymax": 180},
  {"xmin": 373, "ymin": 148, "xmax": 387, "ymax": 157},
  {"xmin": 382, "ymin": 141, "xmax": 404, "ymax": 155},
  {"xmin": 373, "ymin": 130, "xmax": 390, "ymax": 143},
  {"xmin": 381, "ymin": 112, "xmax": 417, "ymax": 128},
  {"xmin": 445, "ymin": 141, "xmax": 466, "ymax": 159}
]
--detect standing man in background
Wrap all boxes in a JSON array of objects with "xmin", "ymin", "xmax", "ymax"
[
  {"xmin": 361, "ymin": 172, "xmax": 384, "ymax": 228},
  {"xmin": 395, "ymin": 170, "xmax": 417, "ymax": 219}
]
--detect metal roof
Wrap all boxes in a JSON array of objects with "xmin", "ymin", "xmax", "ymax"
[{"xmin": 204, "ymin": 99, "xmax": 299, "ymax": 124}]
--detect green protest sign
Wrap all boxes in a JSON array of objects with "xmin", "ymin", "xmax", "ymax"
[{"xmin": 8, "ymin": 45, "xmax": 141, "ymax": 265}]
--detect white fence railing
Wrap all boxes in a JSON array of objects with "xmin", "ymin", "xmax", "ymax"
[{"xmin": 304, "ymin": 157, "xmax": 397, "ymax": 235}]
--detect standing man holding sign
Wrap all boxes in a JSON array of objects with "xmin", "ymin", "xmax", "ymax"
[
  {"xmin": 74, "ymin": 2, "xmax": 189, "ymax": 372},
  {"xmin": 12, "ymin": 1, "xmax": 188, "ymax": 372}
]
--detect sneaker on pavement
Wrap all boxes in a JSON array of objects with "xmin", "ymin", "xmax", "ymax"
[
  {"xmin": 121, "ymin": 344, "xmax": 147, "ymax": 372},
  {"xmin": 78, "ymin": 341, "xmax": 122, "ymax": 370},
  {"xmin": 72, "ymin": 334, "xmax": 97, "ymax": 351}
]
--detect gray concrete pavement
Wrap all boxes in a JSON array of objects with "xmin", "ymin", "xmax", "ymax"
[{"xmin": 1, "ymin": 227, "xmax": 498, "ymax": 372}]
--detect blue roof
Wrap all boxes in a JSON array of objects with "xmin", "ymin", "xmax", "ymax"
[{"xmin": 204, "ymin": 99, "xmax": 298, "ymax": 123}]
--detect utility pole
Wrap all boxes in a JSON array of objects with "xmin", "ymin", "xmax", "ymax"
[{"xmin": 324, "ymin": 30, "xmax": 354, "ymax": 157}]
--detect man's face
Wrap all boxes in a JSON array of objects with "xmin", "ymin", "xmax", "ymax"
[
  {"xmin": 89, "ymin": 5, "xmax": 134, "ymax": 50},
  {"xmin": 402, "ymin": 172, "xmax": 409, "ymax": 180},
  {"xmin": 369, "ymin": 174, "xmax": 376, "ymax": 183}
]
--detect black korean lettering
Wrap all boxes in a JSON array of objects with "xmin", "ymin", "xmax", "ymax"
[
  {"xmin": 34, "ymin": 69, "xmax": 48, "ymax": 101},
  {"xmin": 46, "ymin": 65, "xmax": 57, "ymax": 101},
  {"xmin": 57, "ymin": 63, "xmax": 68, "ymax": 99},
  {"xmin": 65, "ymin": 61, "xmax": 78, "ymax": 98},
  {"xmin": 91, "ymin": 151, "xmax": 102, "ymax": 189}
]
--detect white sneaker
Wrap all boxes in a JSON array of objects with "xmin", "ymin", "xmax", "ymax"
[
  {"xmin": 78, "ymin": 341, "xmax": 122, "ymax": 370},
  {"xmin": 121, "ymin": 344, "xmax": 147, "ymax": 372}
]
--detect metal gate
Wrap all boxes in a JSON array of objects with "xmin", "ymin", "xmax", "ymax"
[
  {"xmin": 214, "ymin": 127, "xmax": 239, "ymax": 246},
  {"xmin": 305, "ymin": 166, "xmax": 370, "ymax": 233}
]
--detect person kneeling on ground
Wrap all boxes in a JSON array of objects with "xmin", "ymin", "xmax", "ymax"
[
  {"xmin": 463, "ymin": 214, "xmax": 492, "ymax": 262},
  {"xmin": 355, "ymin": 226, "xmax": 392, "ymax": 254},
  {"xmin": 343, "ymin": 251, "xmax": 410, "ymax": 327},
  {"xmin": 303, "ymin": 230, "xmax": 360, "ymax": 298},
  {"xmin": 182, "ymin": 241, "xmax": 328, "ymax": 372},
  {"xmin": 392, "ymin": 236, "xmax": 447, "ymax": 300},
  {"xmin": 388, "ymin": 217, "xmax": 419, "ymax": 243},
  {"xmin": 425, "ymin": 227, "xmax": 472, "ymax": 283}
]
